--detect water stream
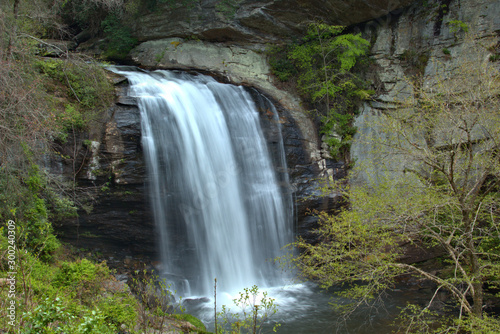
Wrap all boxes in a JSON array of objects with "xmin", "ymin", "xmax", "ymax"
[
  {"xmin": 109, "ymin": 67, "xmax": 434, "ymax": 333},
  {"xmin": 112, "ymin": 67, "xmax": 293, "ymax": 299}
]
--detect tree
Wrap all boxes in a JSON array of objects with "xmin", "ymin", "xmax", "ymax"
[
  {"xmin": 269, "ymin": 23, "xmax": 371, "ymax": 160},
  {"xmin": 215, "ymin": 284, "xmax": 280, "ymax": 334},
  {"xmin": 291, "ymin": 40, "xmax": 500, "ymax": 332}
]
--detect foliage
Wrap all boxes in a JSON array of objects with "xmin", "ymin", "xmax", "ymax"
[
  {"xmin": 447, "ymin": 19, "xmax": 469, "ymax": 34},
  {"xmin": 269, "ymin": 23, "xmax": 371, "ymax": 160},
  {"xmin": 215, "ymin": 0, "xmax": 241, "ymax": 19},
  {"xmin": 98, "ymin": 293, "xmax": 139, "ymax": 328},
  {"xmin": 35, "ymin": 57, "xmax": 113, "ymax": 110},
  {"xmin": 0, "ymin": 160, "xmax": 69, "ymax": 262},
  {"xmin": 130, "ymin": 270, "xmax": 184, "ymax": 332},
  {"xmin": 267, "ymin": 44, "xmax": 298, "ymax": 82},
  {"xmin": 21, "ymin": 297, "xmax": 76, "ymax": 334},
  {"xmin": 0, "ymin": 245, "xmax": 140, "ymax": 333},
  {"xmin": 21, "ymin": 297, "xmax": 119, "ymax": 334},
  {"xmin": 54, "ymin": 258, "xmax": 109, "ymax": 288},
  {"xmin": 291, "ymin": 41, "xmax": 500, "ymax": 331},
  {"xmin": 216, "ymin": 285, "xmax": 280, "ymax": 334},
  {"xmin": 101, "ymin": 13, "xmax": 138, "ymax": 59},
  {"xmin": 34, "ymin": 57, "xmax": 113, "ymax": 144}
]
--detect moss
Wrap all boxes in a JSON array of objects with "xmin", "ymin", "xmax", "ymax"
[
  {"xmin": 399, "ymin": 49, "xmax": 429, "ymax": 78},
  {"xmin": 173, "ymin": 313, "xmax": 207, "ymax": 332}
]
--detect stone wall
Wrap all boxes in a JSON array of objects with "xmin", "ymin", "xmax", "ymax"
[{"xmin": 351, "ymin": 0, "xmax": 500, "ymax": 185}]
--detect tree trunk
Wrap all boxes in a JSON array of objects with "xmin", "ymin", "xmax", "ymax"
[
  {"xmin": 464, "ymin": 211, "xmax": 483, "ymax": 318},
  {"xmin": 7, "ymin": 0, "xmax": 20, "ymax": 59}
]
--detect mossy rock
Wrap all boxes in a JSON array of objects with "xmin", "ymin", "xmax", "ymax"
[{"xmin": 172, "ymin": 313, "xmax": 208, "ymax": 332}]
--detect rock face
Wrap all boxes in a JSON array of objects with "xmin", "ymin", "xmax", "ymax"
[
  {"xmin": 350, "ymin": 0, "xmax": 500, "ymax": 185},
  {"xmin": 56, "ymin": 71, "xmax": 330, "ymax": 261},
  {"xmin": 56, "ymin": 0, "xmax": 500, "ymax": 264},
  {"xmin": 129, "ymin": 0, "xmax": 418, "ymax": 171},
  {"xmin": 129, "ymin": 0, "xmax": 500, "ymax": 187},
  {"xmin": 132, "ymin": 0, "xmax": 415, "ymax": 44},
  {"xmin": 54, "ymin": 75, "xmax": 155, "ymax": 261}
]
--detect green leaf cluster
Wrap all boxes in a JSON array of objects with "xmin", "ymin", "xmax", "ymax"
[
  {"xmin": 101, "ymin": 13, "xmax": 138, "ymax": 60},
  {"xmin": 35, "ymin": 58, "xmax": 112, "ymax": 110},
  {"xmin": 0, "ymin": 159, "xmax": 76, "ymax": 262},
  {"xmin": 18, "ymin": 262, "xmax": 136, "ymax": 334},
  {"xmin": 34, "ymin": 57, "xmax": 113, "ymax": 142},
  {"xmin": 216, "ymin": 285, "xmax": 280, "ymax": 334},
  {"xmin": 269, "ymin": 23, "xmax": 372, "ymax": 160}
]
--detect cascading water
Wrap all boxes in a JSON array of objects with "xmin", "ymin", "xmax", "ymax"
[
  {"xmin": 111, "ymin": 67, "xmax": 293, "ymax": 298},
  {"xmin": 109, "ymin": 67, "xmax": 434, "ymax": 333}
]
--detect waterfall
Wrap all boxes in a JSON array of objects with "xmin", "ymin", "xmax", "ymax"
[{"xmin": 112, "ymin": 68, "xmax": 292, "ymax": 297}]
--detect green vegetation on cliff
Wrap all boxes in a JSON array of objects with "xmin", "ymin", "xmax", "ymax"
[
  {"xmin": 0, "ymin": 1, "xmax": 205, "ymax": 333},
  {"xmin": 269, "ymin": 23, "xmax": 372, "ymax": 161},
  {"xmin": 289, "ymin": 42, "xmax": 500, "ymax": 332}
]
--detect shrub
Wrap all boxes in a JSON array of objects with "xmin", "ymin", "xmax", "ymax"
[
  {"xmin": 97, "ymin": 294, "xmax": 139, "ymax": 328},
  {"xmin": 101, "ymin": 13, "xmax": 138, "ymax": 60},
  {"xmin": 269, "ymin": 23, "xmax": 371, "ymax": 160},
  {"xmin": 54, "ymin": 259, "xmax": 110, "ymax": 304}
]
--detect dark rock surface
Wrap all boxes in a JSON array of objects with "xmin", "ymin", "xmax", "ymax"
[
  {"xmin": 132, "ymin": 0, "xmax": 416, "ymax": 44},
  {"xmin": 55, "ymin": 76, "xmax": 156, "ymax": 260},
  {"xmin": 55, "ymin": 72, "xmax": 331, "ymax": 263}
]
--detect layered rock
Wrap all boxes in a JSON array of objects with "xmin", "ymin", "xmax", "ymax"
[
  {"xmin": 351, "ymin": 0, "xmax": 500, "ymax": 185},
  {"xmin": 55, "ymin": 70, "xmax": 330, "ymax": 261},
  {"xmin": 55, "ymin": 75, "xmax": 155, "ymax": 261},
  {"xmin": 129, "ymin": 0, "xmax": 420, "ymax": 172},
  {"xmin": 132, "ymin": 0, "xmax": 415, "ymax": 44}
]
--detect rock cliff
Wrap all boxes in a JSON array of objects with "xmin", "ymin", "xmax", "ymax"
[
  {"xmin": 351, "ymin": 0, "xmax": 500, "ymax": 184},
  {"xmin": 56, "ymin": 0, "xmax": 500, "ymax": 262},
  {"xmin": 129, "ymin": 0, "xmax": 500, "ymax": 181},
  {"xmin": 132, "ymin": 0, "xmax": 415, "ymax": 44}
]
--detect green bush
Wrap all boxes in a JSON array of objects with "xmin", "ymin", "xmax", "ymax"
[
  {"xmin": 35, "ymin": 58, "xmax": 113, "ymax": 111},
  {"xmin": 71, "ymin": 309, "xmax": 117, "ymax": 334},
  {"xmin": 101, "ymin": 14, "xmax": 138, "ymax": 60},
  {"xmin": 0, "ymin": 162, "xmax": 63, "ymax": 262},
  {"xmin": 21, "ymin": 297, "xmax": 75, "ymax": 334},
  {"xmin": 54, "ymin": 258, "xmax": 109, "ymax": 287},
  {"xmin": 269, "ymin": 23, "xmax": 371, "ymax": 160},
  {"xmin": 267, "ymin": 44, "xmax": 297, "ymax": 82},
  {"xmin": 97, "ymin": 294, "xmax": 139, "ymax": 328},
  {"xmin": 21, "ymin": 298, "xmax": 118, "ymax": 334}
]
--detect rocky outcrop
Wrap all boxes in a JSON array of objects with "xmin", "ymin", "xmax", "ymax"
[
  {"xmin": 132, "ymin": 0, "xmax": 415, "ymax": 44},
  {"xmin": 55, "ymin": 75, "xmax": 156, "ymax": 261},
  {"xmin": 351, "ymin": 0, "xmax": 500, "ymax": 185},
  {"xmin": 129, "ymin": 0, "xmax": 421, "ymax": 172},
  {"xmin": 55, "ymin": 0, "xmax": 500, "ymax": 264}
]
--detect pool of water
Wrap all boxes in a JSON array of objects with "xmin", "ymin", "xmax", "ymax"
[{"xmin": 183, "ymin": 281, "xmax": 436, "ymax": 333}]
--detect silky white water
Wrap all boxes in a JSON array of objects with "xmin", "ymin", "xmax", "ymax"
[
  {"xmin": 108, "ymin": 67, "xmax": 435, "ymax": 333},
  {"xmin": 111, "ymin": 68, "xmax": 293, "ymax": 298}
]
